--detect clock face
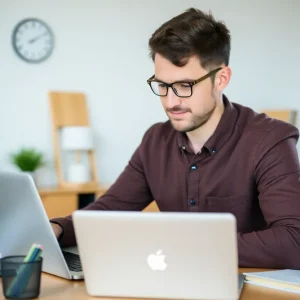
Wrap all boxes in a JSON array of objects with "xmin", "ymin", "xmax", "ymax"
[{"xmin": 12, "ymin": 18, "xmax": 54, "ymax": 63}]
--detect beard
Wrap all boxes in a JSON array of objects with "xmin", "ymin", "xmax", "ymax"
[{"xmin": 167, "ymin": 97, "xmax": 217, "ymax": 133}]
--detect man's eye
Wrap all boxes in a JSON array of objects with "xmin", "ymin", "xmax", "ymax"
[
  {"xmin": 180, "ymin": 83, "xmax": 191, "ymax": 88},
  {"xmin": 158, "ymin": 83, "xmax": 167, "ymax": 88}
]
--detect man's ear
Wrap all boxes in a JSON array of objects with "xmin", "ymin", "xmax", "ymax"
[{"xmin": 216, "ymin": 66, "xmax": 232, "ymax": 91}]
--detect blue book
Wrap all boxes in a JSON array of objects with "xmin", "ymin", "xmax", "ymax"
[{"xmin": 244, "ymin": 269, "xmax": 300, "ymax": 295}]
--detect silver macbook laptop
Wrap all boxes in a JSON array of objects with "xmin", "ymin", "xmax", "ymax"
[
  {"xmin": 0, "ymin": 171, "xmax": 83, "ymax": 280},
  {"xmin": 73, "ymin": 210, "xmax": 243, "ymax": 300}
]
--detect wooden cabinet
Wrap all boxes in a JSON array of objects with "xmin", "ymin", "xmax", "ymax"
[
  {"xmin": 143, "ymin": 201, "xmax": 159, "ymax": 212},
  {"xmin": 38, "ymin": 185, "xmax": 159, "ymax": 219},
  {"xmin": 38, "ymin": 185, "xmax": 107, "ymax": 219},
  {"xmin": 41, "ymin": 194, "xmax": 77, "ymax": 219}
]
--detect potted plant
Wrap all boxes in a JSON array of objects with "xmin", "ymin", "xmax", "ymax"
[{"xmin": 10, "ymin": 147, "xmax": 45, "ymax": 182}]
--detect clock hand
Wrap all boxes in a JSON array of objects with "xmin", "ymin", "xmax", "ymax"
[{"xmin": 28, "ymin": 32, "xmax": 47, "ymax": 44}]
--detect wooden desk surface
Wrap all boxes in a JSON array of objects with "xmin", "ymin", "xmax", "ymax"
[{"xmin": 0, "ymin": 269, "xmax": 299, "ymax": 300}]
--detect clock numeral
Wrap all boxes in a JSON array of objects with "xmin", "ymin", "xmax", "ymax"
[{"xmin": 20, "ymin": 50, "xmax": 28, "ymax": 59}]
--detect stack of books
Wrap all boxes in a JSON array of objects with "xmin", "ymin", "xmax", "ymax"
[{"xmin": 244, "ymin": 269, "xmax": 300, "ymax": 294}]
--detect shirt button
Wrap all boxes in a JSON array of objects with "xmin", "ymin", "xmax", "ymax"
[
  {"xmin": 212, "ymin": 148, "xmax": 217, "ymax": 154},
  {"xmin": 191, "ymin": 165, "xmax": 197, "ymax": 170},
  {"xmin": 189, "ymin": 199, "xmax": 196, "ymax": 206}
]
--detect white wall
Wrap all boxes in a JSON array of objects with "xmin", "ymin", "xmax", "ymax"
[{"xmin": 1, "ymin": 0, "xmax": 299, "ymax": 186}]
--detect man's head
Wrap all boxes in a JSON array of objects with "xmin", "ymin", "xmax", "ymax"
[{"xmin": 148, "ymin": 8, "xmax": 232, "ymax": 132}]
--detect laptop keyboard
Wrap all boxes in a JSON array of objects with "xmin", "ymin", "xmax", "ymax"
[{"xmin": 62, "ymin": 251, "xmax": 82, "ymax": 272}]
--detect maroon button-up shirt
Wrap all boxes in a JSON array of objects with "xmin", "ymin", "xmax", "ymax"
[{"xmin": 52, "ymin": 95, "xmax": 300, "ymax": 269}]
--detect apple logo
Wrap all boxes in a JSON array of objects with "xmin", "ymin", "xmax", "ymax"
[{"xmin": 147, "ymin": 249, "xmax": 167, "ymax": 271}]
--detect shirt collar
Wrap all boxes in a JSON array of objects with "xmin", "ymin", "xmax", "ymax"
[{"xmin": 177, "ymin": 94, "xmax": 238, "ymax": 155}]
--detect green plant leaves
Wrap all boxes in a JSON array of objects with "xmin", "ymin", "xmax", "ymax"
[{"xmin": 10, "ymin": 148, "xmax": 44, "ymax": 172}]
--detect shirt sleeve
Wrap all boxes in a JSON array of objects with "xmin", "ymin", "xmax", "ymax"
[
  {"xmin": 238, "ymin": 124, "xmax": 300, "ymax": 268},
  {"xmin": 51, "ymin": 128, "xmax": 155, "ymax": 247}
]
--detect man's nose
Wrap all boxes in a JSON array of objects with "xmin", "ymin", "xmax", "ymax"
[{"xmin": 164, "ymin": 87, "xmax": 181, "ymax": 107}]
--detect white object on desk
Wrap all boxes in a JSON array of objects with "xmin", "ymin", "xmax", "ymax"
[
  {"xmin": 73, "ymin": 210, "xmax": 240, "ymax": 300},
  {"xmin": 244, "ymin": 269, "xmax": 300, "ymax": 294},
  {"xmin": 61, "ymin": 126, "xmax": 94, "ymax": 183},
  {"xmin": 68, "ymin": 163, "xmax": 90, "ymax": 183}
]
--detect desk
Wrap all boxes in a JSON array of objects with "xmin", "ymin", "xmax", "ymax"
[{"xmin": 0, "ymin": 269, "xmax": 298, "ymax": 300}]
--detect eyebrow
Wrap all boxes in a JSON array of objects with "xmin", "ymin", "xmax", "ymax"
[{"xmin": 154, "ymin": 77, "xmax": 195, "ymax": 83}]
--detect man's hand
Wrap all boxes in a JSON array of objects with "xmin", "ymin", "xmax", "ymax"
[{"xmin": 51, "ymin": 223, "xmax": 63, "ymax": 239}]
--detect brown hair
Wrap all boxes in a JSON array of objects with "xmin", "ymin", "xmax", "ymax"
[{"xmin": 149, "ymin": 8, "xmax": 231, "ymax": 70}]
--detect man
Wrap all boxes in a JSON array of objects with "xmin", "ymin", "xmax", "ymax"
[{"xmin": 51, "ymin": 8, "xmax": 300, "ymax": 269}]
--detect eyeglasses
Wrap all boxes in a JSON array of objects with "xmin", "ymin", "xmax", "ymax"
[{"xmin": 146, "ymin": 67, "xmax": 222, "ymax": 98}]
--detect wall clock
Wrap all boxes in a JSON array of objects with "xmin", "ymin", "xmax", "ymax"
[{"xmin": 12, "ymin": 18, "xmax": 54, "ymax": 63}]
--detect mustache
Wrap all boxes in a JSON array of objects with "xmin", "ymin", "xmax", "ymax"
[{"xmin": 166, "ymin": 106, "xmax": 191, "ymax": 113}]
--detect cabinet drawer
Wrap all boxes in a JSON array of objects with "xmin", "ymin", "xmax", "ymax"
[{"xmin": 41, "ymin": 194, "xmax": 78, "ymax": 219}]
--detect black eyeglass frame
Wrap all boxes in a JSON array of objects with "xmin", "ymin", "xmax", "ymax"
[{"xmin": 146, "ymin": 67, "xmax": 222, "ymax": 98}]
